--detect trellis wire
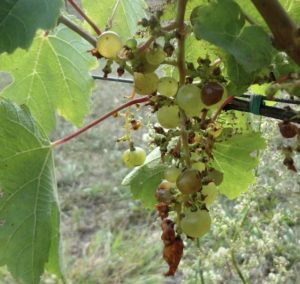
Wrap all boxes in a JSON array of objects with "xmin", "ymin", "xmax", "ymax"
[{"xmin": 92, "ymin": 75, "xmax": 300, "ymax": 124}]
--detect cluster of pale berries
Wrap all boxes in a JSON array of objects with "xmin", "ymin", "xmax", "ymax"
[{"xmin": 97, "ymin": 30, "xmax": 227, "ymax": 238}]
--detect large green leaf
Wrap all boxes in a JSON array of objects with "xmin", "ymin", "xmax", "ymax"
[
  {"xmin": 0, "ymin": 99, "xmax": 62, "ymax": 284},
  {"xmin": 191, "ymin": 0, "xmax": 273, "ymax": 73},
  {"xmin": 212, "ymin": 133, "xmax": 266, "ymax": 199},
  {"xmin": 122, "ymin": 148, "xmax": 166, "ymax": 209},
  {"xmin": 81, "ymin": 0, "xmax": 147, "ymax": 40},
  {"xmin": 0, "ymin": 0, "xmax": 63, "ymax": 54},
  {"xmin": 0, "ymin": 24, "xmax": 98, "ymax": 133}
]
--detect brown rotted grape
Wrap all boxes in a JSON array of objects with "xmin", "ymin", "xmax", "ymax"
[
  {"xmin": 201, "ymin": 82, "xmax": 224, "ymax": 106},
  {"xmin": 278, "ymin": 122, "xmax": 298, "ymax": 138}
]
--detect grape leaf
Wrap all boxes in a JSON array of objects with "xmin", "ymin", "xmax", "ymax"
[
  {"xmin": 0, "ymin": 24, "xmax": 98, "ymax": 133},
  {"xmin": 122, "ymin": 148, "xmax": 166, "ymax": 209},
  {"xmin": 0, "ymin": 0, "xmax": 63, "ymax": 54},
  {"xmin": 81, "ymin": 0, "xmax": 147, "ymax": 40},
  {"xmin": 191, "ymin": 0, "xmax": 273, "ymax": 73},
  {"xmin": 212, "ymin": 132, "xmax": 266, "ymax": 199},
  {"xmin": 224, "ymin": 55, "xmax": 255, "ymax": 96},
  {"xmin": 0, "ymin": 99, "xmax": 63, "ymax": 284}
]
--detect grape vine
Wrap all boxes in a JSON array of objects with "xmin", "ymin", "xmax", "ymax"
[{"xmin": 0, "ymin": 0, "xmax": 299, "ymax": 283}]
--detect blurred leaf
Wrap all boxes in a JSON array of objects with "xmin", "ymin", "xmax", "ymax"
[
  {"xmin": 236, "ymin": 0, "xmax": 300, "ymax": 29},
  {"xmin": 225, "ymin": 55, "xmax": 255, "ymax": 96},
  {"xmin": 0, "ymin": 25, "xmax": 97, "ymax": 133},
  {"xmin": 162, "ymin": 0, "xmax": 205, "ymax": 21},
  {"xmin": 191, "ymin": 0, "xmax": 273, "ymax": 72},
  {"xmin": 0, "ymin": 100, "xmax": 62, "ymax": 284},
  {"xmin": 212, "ymin": 132, "xmax": 266, "ymax": 199},
  {"xmin": 122, "ymin": 148, "xmax": 166, "ymax": 209},
  {"xmin": 0, "ymin": 0, "xmax": 63, "ymax": 54},
  {"xmin": 272, "ymin": 52, "xmax": 300, "ymax": 79},
  {"xmin": 81, "ymin": 0, "xmax": 147, "ymax": 40},
  {"xmin": 185, "ymin": 35, "xmax": 220, "ymax": 65}
]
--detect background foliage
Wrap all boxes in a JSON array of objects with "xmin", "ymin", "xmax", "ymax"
[{"xmin": 0, "ymin": 0, "xmax": 299, "ymax": 283}]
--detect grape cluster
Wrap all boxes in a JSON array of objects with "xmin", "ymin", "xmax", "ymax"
[{"xmin": 95, "ymin": 10, "xmax": 230, "ymax": 276}]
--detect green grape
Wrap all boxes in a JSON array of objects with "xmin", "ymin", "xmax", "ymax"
[
  {"xmin": 176, "ymin": 85, "xmax": 204, "ymax": 117},
  {"xmin": 157, "ymin": 105, "xmax": 180, "ymax": 129},
  {"xmin": 131, "ymin": 52, "xmax": 160, "ymax": 73},
  {"xmin": 181, "ymin": 209, "xmax": 211, "ymax": 238},
  {"xmin": 96, "ymin": 31, "xmax": 122, "ymax": 59},
  {"xmin": 191, "ymin": 162, "xmax": 206, "ymax": 172},
  {"xmin": 176, "ymin": 169, "xmax": 201, "ymax": 194},
  {"xmin": 202, "ymin": 182, "xmax": 218, "ymax": 207},
  {"xmin": 125, "ymin": 38, "xmax": 137, "ymax": 49},
  {"xmin": 122, "ymin": 147, "xmax": 146, "ymax": 168},
  {"xmin": 157, "ymin": 77, "xmax": 178, "ymax": 97},
  {"xmin": 207, "ymin": 168, "xmax": 223, "ymax": 186},
  {"xmin": 145, "ymin": 45, "xmax": 166, "ymax": 65},
  {"xmin": 164, "ymin": 166, "xmax": 181, "ymax": 183},
  {"xmin": 134, "ymin": 72, "xmax": 159, "ymax": 95}
]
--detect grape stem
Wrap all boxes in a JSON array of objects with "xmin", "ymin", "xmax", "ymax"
[
  {"xmin": 138, "ymin": 36, "xmax": 155, "ymax": 53},
  {"xmin": 176, "ymin": 0, "xmax": 191, "ymax": 168},
  {"xmin": 51, "ymin": 97, "xmax": 149, "ymax": 147},
  {"xmin": 138, "ymin": 21, "xmax": 181, "ymax": 53},
  {"xmin": 67, "ymin": 0, "xmax": 101, "ymax": 35},
  {"xmin": 58, "ymin": 15, "xmax": 97, "ymax": 47},
  {"xmin": 211, "ymin": 96, "xmax": 235, "ymax": 122}
]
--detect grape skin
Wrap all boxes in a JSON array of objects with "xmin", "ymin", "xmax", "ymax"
[
  {"xmin": 158, "ymin": 77, "xmax": 178, "ymax": 97},
  {"xmin": 145, "ymin": 46, "xmax": 166, "ymax": 65},
  {"xmin": 176, "ymin": 85, "xmax": 204, "ymax": 117},
  {"xmin": 176, "ymin": 169, "xmax": 201, "ymax": 194},
  {"xmin": 181, "ymin": 209, "xmax": 211, "ymax": 238},
  {"xmin": 122, "ymin": 147, "xmax": 146, "ymax": 168},
  {"xmin": 202, "ymin": 182, "xmax": 218, "ymax": 207},
  {"xmin": 164, "ymin": 166, "xmax": 181, "ymax": 183},
  {"xmin": 96, "ymin": 31, "xmax": 123, "ymax": 59},
  {"xmin": 134, "ymin": 72, "xmax": 159, "ymax": 95},
  {"xmin": 191, "ymin": 162, "xmax": 206, "ymax": 172},
  {"xmin": 157, "ymin": 105, "xmax": 181, "ymax": 129}
]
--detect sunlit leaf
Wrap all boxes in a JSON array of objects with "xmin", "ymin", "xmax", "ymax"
[
  {"xmin": 213, "ymin": 132, "xmax": 266, "ymax": 199},
  {"xmin": 0, "ymin": 25, "xmax": 98, "ymax": 133},
  {"xmin": 81, "ymin": 0, "xmax": 147, "ymax": 40}
]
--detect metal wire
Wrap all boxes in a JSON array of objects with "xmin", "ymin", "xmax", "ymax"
[{"xmin": 92, "ymin": 74, "xmax": 300, "ymax": 105}]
